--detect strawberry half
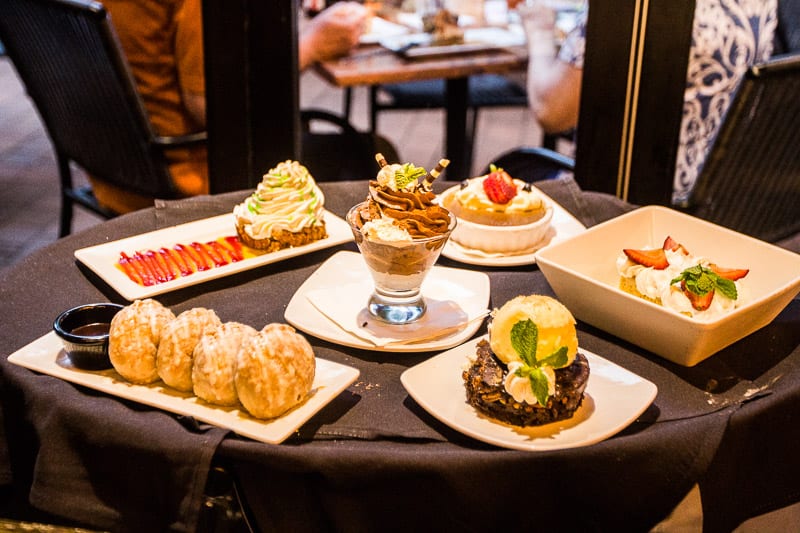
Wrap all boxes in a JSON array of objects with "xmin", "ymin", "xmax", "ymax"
[
  {"xmin": 482, "ymin": 169, "xmax": 517, "ymax": 204},
  {"xmin": 681, "ymin": 280, "xmax": 714, "ymax": 311},
  {"xmin": 623, "ymin": 247, "xmax": 669, "ymax": 269},
  {"xmin": 708, "ymin": 263, "xmax": 749, "ymax": 281},
  {"xmin": 663, "ymin": 236, "xmax": 689, "ymax": 255}
]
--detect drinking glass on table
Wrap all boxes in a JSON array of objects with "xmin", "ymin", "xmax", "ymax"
[{"xmin": 347, "ymin": 202, "xmax": 456, "ymax": 324}]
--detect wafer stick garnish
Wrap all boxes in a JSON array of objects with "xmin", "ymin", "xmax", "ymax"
[
  {"xmin": 422, "ymin": 158, "xmax": 450, "ymax": 190},
  {"xmin": 375, "ymin": 153, "xmax": 389, "ymax": 168}
]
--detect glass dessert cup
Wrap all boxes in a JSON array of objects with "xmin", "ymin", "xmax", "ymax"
[{"xmin": 347, "ymin": 202, "xmax": 456, "ymax": 324}]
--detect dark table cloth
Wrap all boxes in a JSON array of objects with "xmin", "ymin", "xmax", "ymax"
[{"xmin": 1, "ymin": 177, "xmax": 799, "ymax": 532}]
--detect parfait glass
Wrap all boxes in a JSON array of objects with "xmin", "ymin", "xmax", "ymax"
[{"xmin": 347, "ymin": 201, "xmax": 456, "ymax": 324}]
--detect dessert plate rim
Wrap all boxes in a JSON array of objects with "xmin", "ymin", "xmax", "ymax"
[
  {"xmin": 285, "ymin": 251, "xmax": 490, "ymax": 353},
  {"xmin": 401, "ymin": 336, "xmax": 657, "ymax": 451},
  {"xmin": 8, "ymin": 331, "xmax": 360, "ymax": 445},
  {"xmin": 439, "ymin": 186, "xmax": 586, "ymax": 267},
  {"xmin": 74, "ymin": 211, "xmax": 353, "ymax": 301}
]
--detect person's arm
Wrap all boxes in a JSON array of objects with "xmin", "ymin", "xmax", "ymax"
[
  {"xmin": 298, "ymin": 2, "xmax": 367, "ymax": 70},
  {"xmin": 175, "ymin": 0, "xmax": 206, "ymax": 128},
  {"xmin": 514, "ymin": 0, "xmax": 583, "ymax": 134}
]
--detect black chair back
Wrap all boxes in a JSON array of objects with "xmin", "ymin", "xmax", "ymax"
[
  {"xmin": 685, "ymin": 52, "xmax": 800, "ymax": 243},
  {"xmin": 775, "ymin": 0, "xmax": 800, "ymax": 53},
  {"xmin": 0, "ymin": 0, "xmax": 187, "ymax": 235},
  {"xmin": 300, "ymin": 109, "xmax": 400, "ymax": 181}
]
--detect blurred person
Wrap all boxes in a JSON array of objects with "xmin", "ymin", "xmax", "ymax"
[
  {"xmin": 511, "ymin": 0, "xmax": 777, "ymax": 204},
  {"xmin": 509, "ymin": 0, "xmax": 583, "ymax": 135},
  {"xmin": 93, "ymin": 0, "xmax": 367, "ymax": 213}
]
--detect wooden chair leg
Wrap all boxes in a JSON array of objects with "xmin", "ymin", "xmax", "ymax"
[
  {"xmin": 343, "ymin": 87, "xmax": 353, "ymax": 120},
  {"xmin": 57, "ymin": 153, "xmax": 74, "ymax": 238},
  {"xmin": 369, "ymin": 85, "xmax": 379, "ymax": 134},
  {"xmin": 542, "ymin": 133, "xmax": 558, "ymax": 150}
]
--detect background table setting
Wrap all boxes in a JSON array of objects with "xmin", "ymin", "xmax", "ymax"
[{"xmin": 2, "ymin": 176, "xmax": 800, "ymax": 531}]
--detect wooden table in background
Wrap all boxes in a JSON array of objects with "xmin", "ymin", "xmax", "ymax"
[{"xmin": 315, "ymin": 44, "xmax": 527, "ymax": 180}]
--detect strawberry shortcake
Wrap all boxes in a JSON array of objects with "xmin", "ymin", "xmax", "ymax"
[{"xmin": 618, "ymin": 236, "xmax": 750, "ymax": 319}]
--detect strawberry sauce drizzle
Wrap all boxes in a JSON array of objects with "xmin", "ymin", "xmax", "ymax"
[{"xmin": 116, "ymin": 236, "xmax": 254, "ymax": 286}]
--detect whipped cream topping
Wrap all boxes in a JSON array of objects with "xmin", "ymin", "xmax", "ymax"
[
  {"xmin": 234, "ymin": 160, "xmax": 325, "ymax": 240},
  {"xmin": 360, "ymin": 217, "xmax": 413, "ymax": 242},
  {"xmin": 454, "ymin": 176, "xmax": 545, "ymax": 214},
  {"xmin": 504, "ymin": 362, "xmax": 556, "ymax": 406},
  {"xmin": 617, "ymin": 249, "xmax": 748, "ymax": 320}
]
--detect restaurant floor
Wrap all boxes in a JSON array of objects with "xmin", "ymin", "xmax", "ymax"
[{"xmin": 0, "ymin": 55, "xmax": 550, "ymax": 272}]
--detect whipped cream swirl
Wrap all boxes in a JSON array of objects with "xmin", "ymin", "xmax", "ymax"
[
  {"xmin": 617, "ymin": 249, "xmax": 748, "ymax": 320},
  {"xmin": 504, "ymin": 362, "xmax": 556, "ymax": 406},
  {"xmin": 234, "ymin": 160, "xmax": 325, "ymax": 240}
]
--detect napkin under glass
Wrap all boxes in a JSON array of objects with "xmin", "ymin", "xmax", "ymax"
[{"xmin": 306, "ymin": 281, "xmax": 488, "ymax": 347}]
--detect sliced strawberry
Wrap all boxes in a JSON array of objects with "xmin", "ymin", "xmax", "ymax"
[
  {"xmin": 623, "ymin": 247, "xmax": 669, "ymax": 269},
  {"xmin": 681, "ymin": 280, "xmax": 715, "ymax": 311},
  {"xmin": 708, "ymin": 263, "xmax": 749, "ymax": 281},
  {"xmin": 162, "ymin": 247, "xmax": 193, "ymax": 276},
  {"xmin": 223, "ymin": 236, "xmax": 245, "ymax": 261},
  {"xmin": 207, "ymin": 241, "xmax": 234, "ymax": 265},
  {"xmin": 117, "ymin": 252, "xmax": 144, "ymax": 286},
  {"xmin": 482, "ymin": 170, "xmax": 517, "ymax": 204},
  {"xmin": 663, "ymin": 236, "xmax": 689, "ymax": 255},
  {"xmin": 202, "ymin": 241, "xmax": 227, "ymax": 267}
]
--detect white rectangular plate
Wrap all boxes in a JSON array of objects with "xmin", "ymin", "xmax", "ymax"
[
  {"xmin": 401, "ymin": 337, "xmax": 657, "ymax": 451},
  {"xmin": 440, "ymin": 186, "xmax": 586, "ymax": 267},
  {"xmin": 285, "ymin": 251, "xmax": 490, "ymax": 352},
  {"xmin": 380, "ymin": 27, "xmax": 525, "ymax": 58},
  {"xmin": 360, "ymin": 16, "xmax": 411, "ymax": 44},
  {"xmin": 9, "ymin": 331, "xmax": 360, "ymax": 445},
  {"xmin": 74, "ymin": 210, "xmax": 353, "ymax": 300}
]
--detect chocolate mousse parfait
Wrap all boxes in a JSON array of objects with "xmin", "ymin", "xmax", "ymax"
[{"xmin": 347, "ymin": 155, "xmax": 455, "ymax": 324}]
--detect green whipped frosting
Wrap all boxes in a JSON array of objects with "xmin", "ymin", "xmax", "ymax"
[{"xmin": 233, "ymin": 160, "xmax": 325, "ymax": 239}]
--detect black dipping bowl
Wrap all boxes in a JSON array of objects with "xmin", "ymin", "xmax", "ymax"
[{"xmin": 53, "ymin": 303, "xmax": 124, "ymax": 370}]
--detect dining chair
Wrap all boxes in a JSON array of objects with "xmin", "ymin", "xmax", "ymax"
[
  {"xmin": 775, "ymin": 0, "xmax": 800, "ymax": 53},
  {"xmin": 0, "ymin": 0, "xmax": 205, "ymax": 237},
  {"xmin": 300, "ymin": 108, "xmax": 399, "ymax": 180},
  {"xmin": 682, "ymin": 52, "xmax": 800, "ymax": 243},
  {"xmin": 483, "ymin": 51, "xmax": 800, "ymax": 243},
  {"xmin": 482, "ymin": 145, "xmax": 574, "ymax": 182}
]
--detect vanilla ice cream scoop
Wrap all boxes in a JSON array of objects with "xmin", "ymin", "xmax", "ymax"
[{"xmin": 488, "ymin": 294, "xmax": 578, "ymax": 367}]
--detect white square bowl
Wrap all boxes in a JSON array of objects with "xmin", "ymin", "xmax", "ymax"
[{"xmin": 535, "ymin": 206, "xmax": 800, "ymax": 366}]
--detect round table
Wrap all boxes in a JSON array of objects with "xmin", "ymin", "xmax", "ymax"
[{"xmin": 2, "ymin": 178, "xmax": 799, "ymax": 532}]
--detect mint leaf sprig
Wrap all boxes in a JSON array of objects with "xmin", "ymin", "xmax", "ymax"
[
  {"xmin": 394, "ymin": 163, "xmax": 426, "ymax": 190},
  {"xmin": 671, "ymin": 265, "xmax": 738, "ymax": 300},
  {"xmin": 509, "ymin": 319, "xmax": 569, "ymax": 406}
]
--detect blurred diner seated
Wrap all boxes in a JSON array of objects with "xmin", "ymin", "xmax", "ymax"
[
  {"xmin": 511, "ymin": 0, "xmax": 778, "ymax": 204},
  {"xmin": 94, "ymin": 0, "xmax": 367, "ymax": 213}
]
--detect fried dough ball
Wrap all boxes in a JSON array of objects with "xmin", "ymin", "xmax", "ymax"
[
  {"xmin": 235, "ymin": 323, "xmax": 316, "ymax": 419},
  {"xmin": 108, "ymin": 299, "xmax": 176, "ymax": 384},
  {"xmin": 192, "ymin": 322, "xmax": 257, "ymax": 406},
  {"xmin": 156, "ymin": 307, "xmax": 222, "ymax": 392}
]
